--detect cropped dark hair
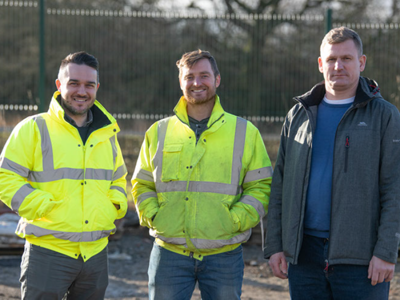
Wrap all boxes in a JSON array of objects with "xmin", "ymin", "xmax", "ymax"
[{"xmin": 59, "ymin": 51, "xmax": 99, "ymax": 82}]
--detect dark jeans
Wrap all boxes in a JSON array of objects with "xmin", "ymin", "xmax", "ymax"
[
  {"xmin": 20, "ymin": 243, "xmax": 108, "ymax": 300},
  {"xmin": 148, "ymin": 243, "xmax": 244, "ymax": 300},
  {"xmin": 288, "ymin": 235, "xmax": 390, "ymax": 300}
]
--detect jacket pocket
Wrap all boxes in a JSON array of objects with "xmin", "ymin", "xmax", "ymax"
[
  {"xmin": 161, "ymin": 144, "xmax": 183, "ymax": 182},
  {"xmin": 221, "ymin": 202, "xmax": 240, "ymax": 234},
  {"xmin": 41, "ymin": 197, "xmax": 67, "ymax": 223},
  {"xmin": 151, "ymin": 197, "xmax": 184, "ymax": 239},
  {"xmin": 93, "ymin": 196, "xmax": 119, "ymax": 229}
]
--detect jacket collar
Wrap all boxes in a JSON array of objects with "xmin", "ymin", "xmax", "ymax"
[
  {"xmin": 173, "ymin": 95, "xmax": 225, "ymax": 128},
  {"xmin": 295, "ymin": 76, "xmax": 382, "ymax": 109},
  {"xmin": 48, "ymin": 91, "xmax": 119, "ymax": 133}
]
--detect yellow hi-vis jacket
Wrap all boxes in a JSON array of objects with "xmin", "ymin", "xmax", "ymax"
[
  {"xmin": 0, "ymin": 92, "xmax": 128, "ymax": 261},
  {"xmin": 132, "ymin": 96, "xmax": 272, "ymax": 259}
]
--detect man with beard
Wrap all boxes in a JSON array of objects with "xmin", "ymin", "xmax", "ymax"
[
  {"xmin": 132, "ymin": 49, "xmax": 272, "ymax": 300},
  {"xmin": 0, "ymin": 51, "xmax": 127, "ymax": 299}
]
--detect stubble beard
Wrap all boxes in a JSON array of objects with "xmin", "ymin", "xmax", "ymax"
[
  {"xmin": 61, "ymin": 97, "xmax": 92, "ymax": 116},
  {"xmin": 184, "ymin": 89, "xmax": 216, "ymax": 106}
]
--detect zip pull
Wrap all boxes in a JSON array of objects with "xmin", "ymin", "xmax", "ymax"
[
  {"xmin": 324, "ymin": 259, "xmax": 329, "ymax": 273},
  {"xmin": 344, "ymin": 136, "xmax": 350, "ymax": 173}
]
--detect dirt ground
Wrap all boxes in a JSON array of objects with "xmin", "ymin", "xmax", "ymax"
[{"xmin": 1, "ymin": 221, "xmax": 400, "ymax": 300}]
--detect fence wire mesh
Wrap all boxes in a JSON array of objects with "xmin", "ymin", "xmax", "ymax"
[{"xmin": 1, "ymin": 2, "xmax": 399, "ymax": 133}]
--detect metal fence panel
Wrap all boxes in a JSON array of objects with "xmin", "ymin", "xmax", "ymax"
[{"xmin": 0, "ymin": 2, "xmax": 399, "ymax": 133}]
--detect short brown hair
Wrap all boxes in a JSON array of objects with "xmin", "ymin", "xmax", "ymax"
[
  {"xmin": 320, "ymin": 27, "xmax": 363, "ymax": 57},
  {"xmin": 176, "ymin": 49, "xmax": 220, "ymax": 78},
  {"xmin": 58, "ymin": 51, "xmax": 99, "ymax": 82}
]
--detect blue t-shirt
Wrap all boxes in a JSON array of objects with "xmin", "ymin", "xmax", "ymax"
[{"xmin": 304, "ymin": 98, "xmax": 353, "ymax": 238}]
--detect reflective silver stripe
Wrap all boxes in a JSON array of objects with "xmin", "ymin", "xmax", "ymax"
[
  {"xmin": 112, "ymin": 164, "xmax": 127, "ymax": 181},
  {"xmin": 149, "ymin": 231, "xmax": 187, "ymax": 245},
  {"xmin": 137, "ymin": 191, "xmax": 157, "ymax": 207},
  {"xmin": 27, "ymin": 167, "xmax": 122, "ymax": 182},
  {"xmin": 156, "ymin": 181, "xmax": 187, "ymax": 193},
  {"xmin": 77, "ymin": 230, "xmax": 115, "ymax": 242},
  {"xmin": 191, "ymin": 229, "xmax": 251, "ymax": 249},
  {"xmin": 239, "ymin": 195, "xmax": 265, "ymax": 218},
  {"xmin": 154, "ymin": 117, "xmax": 171, "ymax": 186},
  {"xmin": 34, "ymin": 116, "xmax": 54, "ymax": 170},
  {"xmin": 86, "ymin": 168, "xmax": 113, "ymax": 181},
  {"xmin": 110, "ymin": 186, "xmax": 127, "ymax": 198},
  {"xmin": 109, "ymin": 135, "xmax": 117, "ymax": 171},
  {"xmin": 151, "ymin": 231, "xmax": 251, "ymax": 249},
  {"xmin": 11, "ymin": 183, "xmax": 35, "ymax": 211},
  {"xmin": 28, "ymin": 168, "xmax": 84, "ymax": 182},
  {"xmin": 153, "ymin": 117, "xmax": 247, "ymax": 195},
  {"xmin": 188, "ymin": 181, "xmax": 241, "ymax": 195},
  {"xmin": 156, "ymin": 181, "xmax": 242, "ymax": 195},
  {"xmin": 231, "ymin": 117, "xmax": 247, "ymax": 186},
  {"xmin": 0, "ymin": 157, "xmax": 30, "ymax": 178},
  {"xmin": 16, "ymin": 221, "xmax": 115, "ymax": 242},
  {"xmin": 135, "ymin": 168, "xmax": 154, "ymax": 182},
  {"xmin": 29, "ymin": 116, "xmax": 119, "ymax": 183},
  {"xmin": 243, "ymin": 166, "xmax": 273, "ymax": 184}
]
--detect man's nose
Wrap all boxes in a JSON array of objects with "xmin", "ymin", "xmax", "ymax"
[
  {"xmin": 193, "ymin": 77, "xmax": 201, "ymax": 86},
  {"xmin": 77, "ymin": 84, "xmax": 86, "ymax": 94},
  {"xmin": 334, "ymin": 59, "xmax": 343, "ymax": 70}
]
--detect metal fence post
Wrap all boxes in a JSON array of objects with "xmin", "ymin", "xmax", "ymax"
[
  {"xmin": 326, "ymin": 8, "xmax": 332, "ymax": 33},
  {"xmin": 39, "ymin": 0, "xmax": 46, "ymax": 112}
]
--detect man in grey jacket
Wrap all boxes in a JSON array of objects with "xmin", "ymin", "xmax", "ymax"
[{"xmin": 264, "ymin": 27, "xmax": 400, "ymax": 299}]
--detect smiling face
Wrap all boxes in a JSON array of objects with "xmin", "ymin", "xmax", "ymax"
[
  {"xmin": 179, "ymin": 58, "xmax": 221, "ymax": 105},
  {"xmin": 318, "ymin": 39, "xmax": 366, "ymax": 99},
  {"xmin": 56, "ymin": 63, "xmax": 99, "ymax": 125}
]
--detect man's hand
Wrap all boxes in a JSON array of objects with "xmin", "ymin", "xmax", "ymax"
[
  {"xmin": 368, "ymin": 256, "xmax": 395, "ymax": 286},
  {"xmin": 269, "ymin": 252, "xmax": 288, "ymax": 279}
]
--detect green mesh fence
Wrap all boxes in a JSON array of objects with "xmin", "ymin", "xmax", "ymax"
[{"xmin": 0, "ymin": 1, "xmax": 399, "ymax": 133}]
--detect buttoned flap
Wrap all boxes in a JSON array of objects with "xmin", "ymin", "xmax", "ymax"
[{"xmin": 161, "ymin": 143, "xmax": 183, "ymax": 182}]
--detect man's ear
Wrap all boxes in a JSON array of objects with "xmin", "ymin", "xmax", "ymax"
[
  {"xmin": 215, "ymin": 75, "xmax": 221, "ymax": 88},
  {"xmin": 359, "ymin": 55, "xmax": 367, "ymax": 72},
  {"xmin": 179, "ymin": 77, "xmax": 184, "ymax": 91},
  {"xmin": 318, "ymin": 57, "xmax": 323, "ymax": 74},
  {"xmin": 55, "ymin": 79, "xmax": 61, "ymax": 91}
]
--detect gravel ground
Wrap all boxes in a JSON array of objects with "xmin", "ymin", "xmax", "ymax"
[{"xmin": 1, "ymin": 225, "xmax": 400, "ymax": 300}]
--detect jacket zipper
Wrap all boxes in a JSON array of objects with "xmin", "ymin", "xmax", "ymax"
[
  {"xmin": 344, "ymin": 136, "xmax": 350, "ymax": 173},
  {"xmin": 328, "ymin": 104, "xmax": 356, "ymax": 264}
]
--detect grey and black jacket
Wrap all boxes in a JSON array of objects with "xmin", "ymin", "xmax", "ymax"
[{"xmin": 264, "ymin": 76, "xmax": 400, "ymax": 265}]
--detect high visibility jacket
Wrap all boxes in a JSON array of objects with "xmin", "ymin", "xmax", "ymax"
[
  {"xmin": 132, "ymin": 96, "xmax": 272, "ymax": 259},
  {"xmin": 0, "ymin": 91, "xmax": 127, "ymax": 261}
]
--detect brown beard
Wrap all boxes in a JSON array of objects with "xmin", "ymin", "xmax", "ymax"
[{"xmin": 185, "ymin": 93, "xmax": 216, "ymax": 105}]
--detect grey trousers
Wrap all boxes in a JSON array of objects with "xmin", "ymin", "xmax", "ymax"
[{"xmin": 20, "ymin": 242, "xmax": 109, "ymax": 300}]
